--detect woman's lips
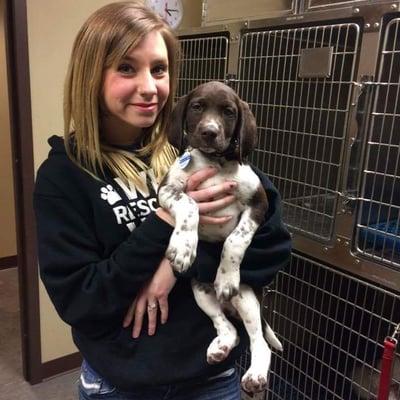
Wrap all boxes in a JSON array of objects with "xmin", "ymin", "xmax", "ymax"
[{"xmin": 132, "ymin": 103, "xmax": 158, "ymax": 112}]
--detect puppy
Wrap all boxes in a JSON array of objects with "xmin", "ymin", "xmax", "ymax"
[{"xmin": 158, "ymin": 81, "xmax": 282, "ymax": 393}]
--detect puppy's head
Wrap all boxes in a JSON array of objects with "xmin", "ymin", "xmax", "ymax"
[{"xmin": 166, "ymin": 81, "xmax": 257, "ymax": 161}]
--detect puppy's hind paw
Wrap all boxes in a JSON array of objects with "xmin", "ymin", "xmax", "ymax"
[
  {"xmin": 206, "ymin": 333, "xmax": 239, "ymax": 364},
  {"xmin": 241, "ymin": 370, "xmax": 268, "ymax": 394}
]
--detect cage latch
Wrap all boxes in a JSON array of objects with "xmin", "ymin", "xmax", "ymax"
[
  {"xmin": 335, "ymin": 190, "xmax": 361, "ymax": 205},
  {"xmin": 377, "ymin": 323, "xmax": 399, "ymax": 400},
  {"xmin": 224, "ymin": 74, "xmax": 239, "ymax": 87},
  {"xmin": 351, "ymin": 81, "xmax": 364, "ymax": 106},
  {"xmin": 351, "ymin": 77, "xmax": 379, "ymax": 107}
]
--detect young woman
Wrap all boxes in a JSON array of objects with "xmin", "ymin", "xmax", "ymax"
[{"xmin": 33, "ymin": 2, "xmax": 291, "ymax": 399}]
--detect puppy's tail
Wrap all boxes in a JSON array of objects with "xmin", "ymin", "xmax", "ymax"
[{"xmin": 263, "ymin": 321, "xmax": 283, "ymax": 352}]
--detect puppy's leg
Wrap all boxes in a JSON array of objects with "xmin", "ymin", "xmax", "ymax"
[
  {"xmin": 158, "ymin": 181, "xmax": 199, "ymax": 272},
  {"xmin": 214, "ymin": 208, "xmax": 259, "ymax": 301},
  {"xmin": 230, "ymin": 284, "xmax": 277, "ymax": 394},
  {"xmin": 192, "ymin": 280, "xmax": 239, "ymax": 364}
]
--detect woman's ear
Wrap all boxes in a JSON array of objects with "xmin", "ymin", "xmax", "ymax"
[
  {"xmin": 236, "ymin": 99, "xmax": 257, "ymax": 162},
  {"xmin": 166, "ymin": 94, "xmax": 191, "ymax": 153}
]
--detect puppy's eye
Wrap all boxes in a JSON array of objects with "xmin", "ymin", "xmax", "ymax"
[
  {"xmin": 190, "ymin": 102, "xmax": 203, "ymax": 112},
  {"xmin": 223, "ymin": 107, "xmax": 236, "ymax": 117}
]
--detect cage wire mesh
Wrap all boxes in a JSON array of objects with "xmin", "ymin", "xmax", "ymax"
[
  {"xmin": 177, "ymin": 34, "xmax": 229, "ymax": 98},
  {"xmin": 237, "ymin": 23, "xmax": 360, "ymax": 242},
  {"xmin": 356, "ymin": 17, "xmax": 400, "ymax": 270},
  {"xmin": 237, "ymin": 253, "xmax": 400, "ymax": 400},
  {"xmin": 176, "ymin": 24, "xmax": 400, "ymax": 400}
]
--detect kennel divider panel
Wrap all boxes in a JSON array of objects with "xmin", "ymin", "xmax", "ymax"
[
  {"xmin": 355, "ymin": 16, "xmax": 400, "ymax": 270},
  {"xmin": 237, "ymin": 22, "xmax": 361, "ymax": 242}
]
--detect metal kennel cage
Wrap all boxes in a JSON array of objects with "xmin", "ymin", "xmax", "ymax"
[
  {"xmin": 176, "ymin": 2, "xmax": 400, "ymax": 398},
  {"xmin": 178, "ymin": 2, "xmax": 400, "ymax": 289},
  {"xmin": 177, "ymin": 32, "xmax": 230, "ymax": 97},
  {"xmin": 257, "ymin": 252, "xmax": 400, "ymax": 400},
  {"xmin": 237, "ymin": 22, "xmax": 361, "ymax": 242}
]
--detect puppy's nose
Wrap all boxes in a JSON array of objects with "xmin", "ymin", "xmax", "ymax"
[{"xmin": 200, "ymin": 128, "xmax": 218, "ymax": 140}]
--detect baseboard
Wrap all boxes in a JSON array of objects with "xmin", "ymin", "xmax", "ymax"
[
  {"xmin": 41, "ymin": 352, "xmax": 82, "ymax": 380},
  {"xmin": 0, "ymin": 255, "xmax": 18, "ymax": 270}
]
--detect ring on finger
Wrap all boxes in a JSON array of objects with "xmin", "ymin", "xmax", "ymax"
[{"xmin": 147, "ymin": 302, "xmax": 157, "ymax": 312}]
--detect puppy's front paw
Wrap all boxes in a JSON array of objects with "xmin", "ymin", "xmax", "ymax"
[
  {"xmin": 166, "ymin": 230, "xmax": 198, "ymax": 273},
  {"xmin": 214, "ymin": 269, "xmax": 240, "ymax": 301}
]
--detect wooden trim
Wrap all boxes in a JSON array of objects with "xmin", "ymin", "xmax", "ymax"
[
  {"xmin": 42, "ymin": 352, "xmax": 82, "ymax": 380},
  {"xmin": 5, "ymin": 0, "xmax": 42, "ymax": 384},
  {"xmin": 0, "ymin": 255, "xmax": 17, "ymax": 270}
]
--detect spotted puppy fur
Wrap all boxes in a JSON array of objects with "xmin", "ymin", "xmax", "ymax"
[{"xmin": 158, "ymin": 81, "xmax": 282, "ymax": 393}]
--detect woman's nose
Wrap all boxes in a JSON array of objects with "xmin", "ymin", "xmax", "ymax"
[{"xmin": 138, "ymin": 71, "xmax": 157, "ymax": 97}]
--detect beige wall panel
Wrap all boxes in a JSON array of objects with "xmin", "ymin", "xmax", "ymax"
[
  {"xmin": 29, "ymin": 0, "xmax": 118, "ymax": 171},
  {"xmin": 0, "ymin": 0, "xmax": 17, "ymax": 259},
  {"xmin": 28, "ymin": 0, "xmax": 116, "ymax": 363},
  {"xmin": 180, "ymin": 0, "xmax": 202, "ymax": 28},
  {"xmin": 28, "ymin": 0, "xmax": 202, "ymax": 363}
]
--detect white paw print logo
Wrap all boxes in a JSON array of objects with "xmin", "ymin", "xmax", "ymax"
[{"xmin": 100, "ymin": 185, "xmax": 122, "ymax": 205}]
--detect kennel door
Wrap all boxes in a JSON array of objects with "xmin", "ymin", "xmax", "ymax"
[
  {"xmin": 177, "ymin": 32, "xmax": 229, "ymax": 97},
  {"xmin": 261, "ymin": 252, "xmax": 400, "ymax": 399},
  {"xmin": 237, "ymin": 22, "xmax": 361, "ymax": 242},
  {"xmin": 355, "ymin": 16, "xmax": 400, "ymax": 270}
]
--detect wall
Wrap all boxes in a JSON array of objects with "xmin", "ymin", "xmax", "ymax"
[
  {"xmin": 0, "ymin": 0, "xmax": 17, "ymax": 260},
  {"xmin": 27, "ymin": 0, "xmax": 202, "ymax": 364},
  {"xmin": 181, "ymin": 0, "xmax": 202, "ymax": 28},
  {"xmin": 28, "ymin": 0, "xmax": 111, "ymax": 363}
]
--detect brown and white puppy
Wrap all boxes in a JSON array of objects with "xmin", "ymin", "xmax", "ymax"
[{"xmin": 158, "ymin": 81, "xmax": 282, "ymax": 393}]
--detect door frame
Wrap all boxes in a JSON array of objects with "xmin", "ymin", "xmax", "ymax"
[
  {"xmin": 5, "ymin": 0, "xmax": 82, "ymax": 384},
  {"xmin": 5, "ymin": 0, "xmax": 42, "ymax": 384}
]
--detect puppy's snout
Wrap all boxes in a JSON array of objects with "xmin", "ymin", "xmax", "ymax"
[
  {"xmin": 198, "ymin": 120, "xmax": 221, "ymax": 143},
  {"xmin": 200, "ymin": 127, "xmax": 218, "ymax": 140}
]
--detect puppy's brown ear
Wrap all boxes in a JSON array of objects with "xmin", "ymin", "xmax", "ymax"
[
  {"xmin": 236, "ymin": 99, "xmax": 257, "ymax": 162},
  {"xmin": 166, "ymin": 94, "xmax": 191, "ymax": 153}
]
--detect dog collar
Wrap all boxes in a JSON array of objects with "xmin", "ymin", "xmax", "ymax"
[{"xmin": 178, "ymin": 151, "xmax": 191, "ymax": 169}]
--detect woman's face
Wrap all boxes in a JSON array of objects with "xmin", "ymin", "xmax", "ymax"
[{"xmin": 101, "ymin": 30, "xmax": 170, "ymax": 145}]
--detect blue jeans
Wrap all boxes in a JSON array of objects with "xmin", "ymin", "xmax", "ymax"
[{"xmin": 78, "ymin": 360, "xmax": 241, "ymax": 400}]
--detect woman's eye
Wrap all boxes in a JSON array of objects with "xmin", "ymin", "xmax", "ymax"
[
  {"xmin": 152, "ymin": 64, "xmax": 168, "ymax": 76},
  {"xmin": 117, "ymin": 64, "xmax": 134, "ymax": 74}
]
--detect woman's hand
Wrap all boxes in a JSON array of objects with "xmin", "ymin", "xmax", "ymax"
[
  {"xmin": 123, "ymin": 258, "xmax": 176, "ymax": 338},
  {"xmin": 156, "ymin": 167, "xmax": 237, "ymax": 226}
]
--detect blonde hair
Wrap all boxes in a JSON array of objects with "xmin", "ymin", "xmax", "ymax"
[{"xmin": 64, "ymin": 1, "xmax": 179, "ymax": 189}]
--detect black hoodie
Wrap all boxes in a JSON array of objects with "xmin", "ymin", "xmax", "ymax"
[{"xmin": 33, "ymin": 135, "xmax": 291, "ymax": 390}]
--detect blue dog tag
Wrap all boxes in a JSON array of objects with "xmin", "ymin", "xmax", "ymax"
[{"xmin": 178, "ymin": 151, "xmax": 191, "ymax": 169}]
